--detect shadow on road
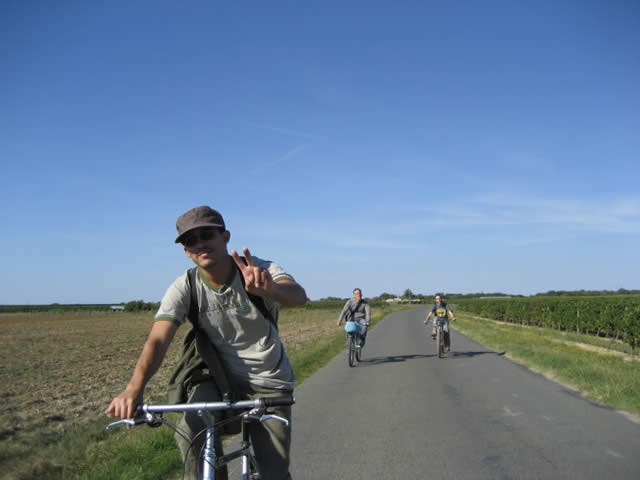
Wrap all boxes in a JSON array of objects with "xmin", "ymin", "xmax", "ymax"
[
  {"xmin": 356, "ymin": 350, "xmax": 506, "ymax": 365},
  {"xmin": 357, "ymin": 353, "xmax": 434, "ymax": 365},
  {"xmin": 450, "ymin": 350, "xmax": 506, "ymax": 358}
]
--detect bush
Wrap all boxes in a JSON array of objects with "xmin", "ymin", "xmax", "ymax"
[{"xmin": 456, "ymin": 296, "xmax": 640, "ymax": 352}]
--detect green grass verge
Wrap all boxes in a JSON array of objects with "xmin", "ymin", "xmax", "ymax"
[
  {"xmin": 2, "ymin": 419, "xmax": 182, "ymax": 480},
  {"xmin": 288, "ymin": 305, "xmax": 392, "ymax": 384},
  {"xmin": 5, "ymin": 306, "xmax": 405, "ymax": 480},
  {"xmin": 454, "ymin": 312, "xmax": 640, "ymax": 415}
]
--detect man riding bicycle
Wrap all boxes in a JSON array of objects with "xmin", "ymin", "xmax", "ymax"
[
  {"xmin": 337, "ymin": 288, "xmax": 371, "ymax": 348},
  {"xmin": 424, "ymin": 294, "xmax": 456, "ymax": 352},
  {"xmin": 107, "ymin": 206, "xmax": 307, "ymax": 480}
]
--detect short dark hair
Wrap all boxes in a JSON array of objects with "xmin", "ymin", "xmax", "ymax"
[{"xmin": 353, "ymin": 288, "xmax": 362, "ymax": 295}]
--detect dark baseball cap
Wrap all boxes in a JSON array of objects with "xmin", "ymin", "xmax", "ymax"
[{"xmin": 175, "ymin": 206, "xmax": 226, "ymax": 243}]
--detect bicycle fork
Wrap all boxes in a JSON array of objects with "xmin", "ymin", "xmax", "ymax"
[
  {"xmin": 240, "ymin": 423, "xmax": 254, "ymax": 480},
  {"xmin": 202, "ymin": 419, "xmax": 255, "ymax": 480}
]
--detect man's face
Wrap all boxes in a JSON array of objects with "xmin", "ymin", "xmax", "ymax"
[
  {"xmin": 183, "ymin": 227, "xmax": 229, "ymax": 268},
  {"xmin": 353, "ymin": 289, "xmax": 362, "ymax": 301},
  {"xmin": 435, "ymin": 295, "xmax": 442, "ymax": 305}
]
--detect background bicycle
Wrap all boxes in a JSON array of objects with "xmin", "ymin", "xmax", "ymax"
[
  {"xmin": 434, "ymin": 317, "xmax": 448, "ymax": 358},
  {"xmin": 344, "ymin": 320, "xmax": 363, "ymax": 366}
]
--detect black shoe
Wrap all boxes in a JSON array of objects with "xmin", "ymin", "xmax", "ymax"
[{"xmin": 431, "ymin": 334, "xmax": 436, "ymax": 340}]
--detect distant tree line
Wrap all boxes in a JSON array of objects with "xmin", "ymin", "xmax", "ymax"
[
  {"xmin": 535, "ymin": 289, "xmax": 640, "ymax": 297},
  {"xmin": 369, "ymin": 289, "xmax": 640, "ymax": 301},
  {"xmin": 370, "ymin": 291, "xmax": 517, "ymax": 302},
  {"xmin": 373, "ymin": 289, "xmax": 640, "ymax": 300},
  {"xmin": 124, "ymin": 300, "xmax": 160, "ymax": 312},
  {"xmin": 315, "ymin": 291, "xmax": 518, "ymax": 305},
  {"xmin": 3, "ymin": 289, "xmax": 637, "ymax": 315},
  {"xmin": 0, "ymin": 304, "xmax": 114, "ymax": 314}
]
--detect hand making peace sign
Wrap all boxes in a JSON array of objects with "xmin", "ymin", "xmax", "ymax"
[{"xmin": 231, "ymin": 247, "xmax": 274, "ymax": 296}]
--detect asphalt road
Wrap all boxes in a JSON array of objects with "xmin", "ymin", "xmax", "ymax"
[{"xmin": 289, "ymin": 308, "xmax": 640, "ymax": 479}]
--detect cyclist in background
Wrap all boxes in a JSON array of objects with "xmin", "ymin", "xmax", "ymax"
[
  {"xmin": 424, "ymin": 293, "xmax": 456, "ymax": 352},
  {"xmin": 337, "ymin": 288, "xmax": 371, "ymax": 348}
]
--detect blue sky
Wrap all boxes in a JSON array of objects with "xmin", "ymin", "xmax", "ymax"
[{"xmin": 1, "ymin": 1, "xmax": 639, "ymax": 304}]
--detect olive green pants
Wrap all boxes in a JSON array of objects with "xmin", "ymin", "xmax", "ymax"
[{"xmin": 176, "ymin": 381, "xmax": 292, "ymax": 480}]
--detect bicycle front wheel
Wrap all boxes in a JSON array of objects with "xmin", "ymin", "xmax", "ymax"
[
  {"xmin": 436, "ymin": 326, "xmax": 443, "ymax": 358},
  {"xmin": 348, "ymin": 335, "xmax": 355, "ymax": 367}
]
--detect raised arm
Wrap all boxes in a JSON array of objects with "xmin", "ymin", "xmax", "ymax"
[
  {"xmin": 269, "ymin": 278, "xmax": 308, "ymax": 307},
  {"xmin": 364, "ymin": 303, "xmax": 372, "ymax": 325},
  {"xmin": 231, "ymin": 248, "xmax": 307, "ymax": 307},
  {"xmin": 106, "ymin": 320, "xmax": 178, "ymax": 419}
]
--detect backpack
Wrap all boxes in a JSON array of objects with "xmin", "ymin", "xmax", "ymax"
[{"xmin": 167, "ymin": 259, "xmax": 276, "ymax": 434}]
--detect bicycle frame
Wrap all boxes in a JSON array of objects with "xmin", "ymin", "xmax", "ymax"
[
  {"xmin": 107, "ymin": 397, "xmax": 294, "ymax": 480},
  {"xmin": 435, "ymin": 318, "xmax": 446, "ymax": 358}
]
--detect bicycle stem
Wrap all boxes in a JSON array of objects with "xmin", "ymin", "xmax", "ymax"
[{"xmin": 201, "ymin": 424, "xmax": 217, "ymax": 480}]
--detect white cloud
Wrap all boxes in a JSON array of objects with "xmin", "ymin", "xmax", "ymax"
[
  {"xmin": 248, "ymin": 123, "xmax": 327, "ymax": 141},
  {"xmin": 413, "ymin": 193, "xmax": 640, "ymax": 233},
  {"xmin": 251, "ymin": 144, "xmax": 308, "ymax": 175},
  {"xmin": 232, "ymin": 192, "xmax": 640, "ymax": 254}
]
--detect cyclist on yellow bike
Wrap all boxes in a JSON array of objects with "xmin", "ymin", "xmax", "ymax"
[{"xmin": 424, "ymin": 293, "xmax": 456, "ymax": 352}]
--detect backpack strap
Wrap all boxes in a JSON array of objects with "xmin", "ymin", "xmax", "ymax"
[
  {"xmin": 349, "ymin": 299, "xmax": 363, "ymax": 320},
  {"xmin": 186, "ymin": 267, "xmax": 235, "ymax": 401}
]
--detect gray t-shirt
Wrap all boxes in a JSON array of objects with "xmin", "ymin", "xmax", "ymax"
[
  {"xmin": 339, "ymin": 299, "xmax": 371, "ymax": 324},
  {"xmin": 155, "ymin": 257, "xmax": 295, "ymax": 391}
]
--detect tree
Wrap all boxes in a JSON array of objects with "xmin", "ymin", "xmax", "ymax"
[
  {"xmin": 403, "ymin": 289, "xmax": 414, "ymax": 299},
  {"xmin": 375, "ymin": 292, "xmax": 396, "ymax": 300},
  {"xmin": 125, "ymin": 300, "xmax": 159, "ymax": 311}
]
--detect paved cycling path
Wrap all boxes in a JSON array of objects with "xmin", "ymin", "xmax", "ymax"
[{"xmin": 290, "ymin": 308, "xmax": 640, "ymax": 479}]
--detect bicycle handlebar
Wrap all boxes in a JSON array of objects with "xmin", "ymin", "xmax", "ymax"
[
  {"xmin": 263, "ymin": 396, "xmax": 296, "ymax": 407},
  {"xmin": 139, "ymin": 395, "xmax": 295, "ymax": 414},
  {"xmin": 106, "ymin": 395, "xmax": 295, "ymax": 431}
]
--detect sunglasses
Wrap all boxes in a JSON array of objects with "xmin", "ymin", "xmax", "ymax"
[{"xmin": 182, "ymin": 228, "xmax": 219, "ymax": 248}]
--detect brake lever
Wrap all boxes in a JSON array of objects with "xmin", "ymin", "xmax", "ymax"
[
  {"xmin": 260, "ymin": 414, "xmax": 289, "ymax": 427},
  {"xmin": 106, "ymin": 418, "xmax": 137, "ymax": 429},
  {"xmin": 106, "ymin": 411, "xmax": 162, "ymax": 430}
]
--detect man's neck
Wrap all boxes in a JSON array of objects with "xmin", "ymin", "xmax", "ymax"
[{"xmin": 198, "ymin": 254, "xmax": 234, "ymax": 289}]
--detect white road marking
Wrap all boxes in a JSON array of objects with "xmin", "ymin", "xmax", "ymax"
[
  {"xmin": 503, "ymin": 406, "xmax": 523, "ymax": 417},
  {"xmin": 606, "ymin": 449, "xmax": 624, "ymax": 459}
]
